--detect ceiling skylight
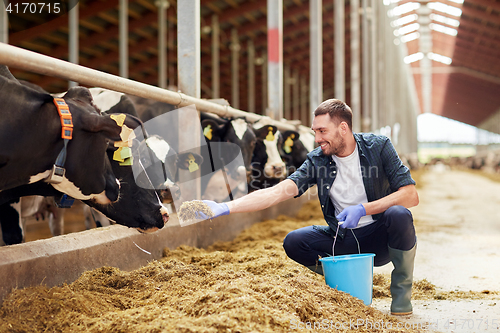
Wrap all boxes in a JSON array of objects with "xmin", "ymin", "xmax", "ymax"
[{"xmin": 427, "ymin": 2, "xmax": 462, "ymax": 17}]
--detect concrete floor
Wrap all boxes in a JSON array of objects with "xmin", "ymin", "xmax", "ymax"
[{"xmin": 372, "ymin": 165, "xmax": 500, "ymax": 332}]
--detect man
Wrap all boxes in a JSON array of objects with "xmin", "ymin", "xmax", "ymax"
[{"xmin": 192, "ymin": 99, "xmax": 419, "ymax": 315}]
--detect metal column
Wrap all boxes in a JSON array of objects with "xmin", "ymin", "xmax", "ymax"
[
  {"xmin": 361, "ymin": 0, "xmax": 370, "ymax": 132},
  {"xmin": 231, "ymin": 28, "xmax": 240, "ymax": 109},
  {"xmin": 120, "ymin": 0, "xmax": 128, "ymax": 79},
  {"xmin": 158, "ymin": 0, "xmax": 169, "ymax": 88},
  {"xmin": 369, "ymin": 0, "xmax": 378, "ymax": 132},
  {"xmin": 310, "ymin": 0, "xmax": 322, "ymax": 122},
  {"xmin": 68, "ymin": 0, "xmax": 79, "ymax": 88},
  {"xmin": 177, "ymin": 0, "xmax": 200, "ymax": 98},
  {"xmin": 418, "ymin": 4, "xmax": 432, "ymax": 113},
  {"xmin": 211, "ymin": 15, "xmax": 220, "ymax": 98},
  {"xmin": 350, "ymin": 0, "xmax": 361, "ymax": 133},
  {"xmin": 177, "ymin": 0, "xmax": 201, "ymax": 199},
  {"xmin": 334, "ymin": 0, "xmax": 345, "ymax": 101},
  {"xmin": 262, "ymin": 53, "xmax": 267, "ymax": 114},
  {"xmin": 267, "ymin": 0, "xmax": 283, "ymax": 120},
  {"xmin": 247, "ymin": 39, "xmax": 255, "ymax": 113},
  {"xmin": 293, "ymin": 69, "xmax": 299, "ymax": 120},
  {"xmin": 300, "ymin": 76, "xmax": 309, "ymax": 126},
  {"xmin": 284, "ymin": 64, "xmax": 291, "ymax": 119},
  {"xmin": 0, "ymin": 1, "xmax": 7, "ymax": 43}
]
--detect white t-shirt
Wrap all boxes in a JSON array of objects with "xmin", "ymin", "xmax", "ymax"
[{"xmin": 329, "ymin": 145, "xmax": 375, "ymax": 229}]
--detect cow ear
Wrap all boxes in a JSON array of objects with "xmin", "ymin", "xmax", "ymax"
[
  {"xmin": 254, "ymin": 125, "xmax": 278, "ymax": 141},
  {"xmin": 79, "ymin": 112, "xmax": 125, "ymax": 141},
  {"xmin": 201, "ymin": 119, "xmax": 223, "ymax": 141},
  {"xmin": 177, "ymin": 152, "xmax": 204, "ymax": 171},
  {"xmin": 63, "ymin": 87, "xmax": 97, "ymax": 108}
]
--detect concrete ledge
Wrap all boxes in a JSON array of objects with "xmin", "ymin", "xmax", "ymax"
[{"xmin": 0, "ymin": 192, "xmax": 316, "ymax": 302}]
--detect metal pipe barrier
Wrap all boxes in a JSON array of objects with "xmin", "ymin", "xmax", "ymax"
[{"xmin": 0, "ymin": 42, "xmax": 301, "ymax": 132}]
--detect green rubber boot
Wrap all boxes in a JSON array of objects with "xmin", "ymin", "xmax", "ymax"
[{"xmin": 388, "ymin": 242, "xmax": 417, "ymax": 315}]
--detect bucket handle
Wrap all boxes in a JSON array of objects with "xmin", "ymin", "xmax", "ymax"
[{"xmin": 332, "ymin": 222, "xmax": 361, "ymax": 258}]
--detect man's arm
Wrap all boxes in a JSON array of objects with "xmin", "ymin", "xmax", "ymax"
[
  {"xmin": 226, "ymin": 179, "xmax": 299, "ymax": 214},
  {"xmin": 363, "ymin": 184, "xmax": 419, "ymax": 216}
]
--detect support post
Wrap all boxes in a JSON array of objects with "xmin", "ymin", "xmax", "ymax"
[
  {"xmin": 68, "ymin": 0, "xmax": 79, "ymax": 88},
  {"xmin": 231, "ymin": 28, "xmax": 239, "ymax": 109},
  {"xmin": 211, "ymin": 15, "xmax": 219, "ymax": 98},
  {"xmin": 0, "ymin": 1, "xmax": 7, "ymax": 43},
  {"xmin": 177, "ymin": 0, "xmax": 200, "ymax": 98},
  {"xmin": 293, "ymin": 69, "xmax": 299, "ymax": 120},
  {"xmin": 158, "ymin": 0, "xmax": 169, "ymax": 88},
  {"xmin": 284, "ymin": 64, "xmax": 291, "ymax": 120},
  {"xmin": 350, "ymin": 0, "xmax": 361, "ymax": 132},
  {"xmin": 309, "ymin": 0, "xmax": 322, "ymax": 122},
  {"xmin": 120, "ymin": 0, "xmax": 128, "ymax": 79},
  {"xmin": 361, "ymin": 0, "xmax": 370, "ymax": 132},
  {"xmin": 370, "ymin": 0, "xmax": 378, "ymax": 132},
  {"xmin": 177, "ymin": 0, "xmax": 201, "ymax": 198},
  {"xmin": 247, "ymin": 39, "xmax": 255, "ymax": 113},
  {"xmin": 267, "ymin": 0, "xmax": 283, "ymax": 120},
  {"xmin": 334, "ymin": 0, "xmax": 345, "ymax": 101}
]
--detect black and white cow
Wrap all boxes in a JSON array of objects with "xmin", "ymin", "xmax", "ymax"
[
  {"xmin": 0, "ymin": 79, "xmax": 171, "ymax": 244},
  {"xmin": 200, "ymin": 112, "xmax": 256, "ymax": 201},
  {"xmin": 0, "ymin": 66, "xmax": 139, "ymax": 203},
  {"xmin": 278, "ymin": 127, "xmax": 315, "ymax": 176},
  {"xmin": 248, "ymin": 118, "xmax": 287, "ymax": 190}
]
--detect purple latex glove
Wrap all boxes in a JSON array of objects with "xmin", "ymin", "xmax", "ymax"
[
  {"xmin": 194, "ymin": 200, "xmax": 230, "ymax": 220},
  {"xmin": 336, "ymin": 204, "xmax": 366, "ymax": 229}
]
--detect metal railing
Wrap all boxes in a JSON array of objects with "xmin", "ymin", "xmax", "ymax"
[{"xmin": 0, "ymin": 42, "xmax": 300, "ymax": 132}]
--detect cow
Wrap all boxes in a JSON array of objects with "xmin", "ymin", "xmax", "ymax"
[
  {"xmin": 248, "ymin": 118, "xmax": 287, "ymax": 191},
  {"xmin": 0, "ymin": 66, "xmax": 140, "ymax": 203},
  {"xmin": 0, "ymin": 196, "xmax": 64, "ymax": 246},
  {"xmin": 199, "ymin": 112, "xmax": 256, "ymax": 201},
  {"xmin": 0, "ymin": 79, "xmax": 172, "ymax": 243},
  {"xmin": 278, "ymin": 127, "xmax": 315, "ymax": 176}
]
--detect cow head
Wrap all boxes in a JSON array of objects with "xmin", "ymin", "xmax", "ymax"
[
  {"xmin": 201, "ymin": 116, "xmax": 256, "ymax": 179},
  {"xmin": 0, "ymin": 74, "xmax": 137, "ymax": 205},
  {"xmin": 278, "ymin": 130, "xmax": 309, "ymax": 175},
  {"xmin": 251, "ymin": 123, "xmax": 287, "ymax": 181},
  {"xmin": 84, "ymin": 143, "xmax": 170, "ymax": 233}
]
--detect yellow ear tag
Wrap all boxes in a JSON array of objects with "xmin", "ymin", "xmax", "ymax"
[
  {"xmin": 265, "ymin": 127, "xmax": 275, "ymax": 141},
  {"xmin": 203, "ymin": 125, "xmax": 213, "ymax": 140},
  {"xmin": 110, "ymin": 114, "xmax": 126, "ymax": 127},
  {"xmin": 284, "ymin": 136, "xmax": 294, "ymax": 154},
  {"xmin": 113, "ymin": 147, "xmax": 125, "ymax": 162},
  {"xmin": 119, "ymin": 156, "xmax": 133, "ymax": 166},
  {"xmin": 120, "ymin": 147, "xmax": 132, "ymax": 159},
  {"xmin": 187, "ymin": 154, "xmax": 199, "ymax": 172}
]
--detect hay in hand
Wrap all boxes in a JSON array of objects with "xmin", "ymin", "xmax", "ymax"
[{"xmin": 178, "ymin": 200, "xmax": 214, "ymax": 222}]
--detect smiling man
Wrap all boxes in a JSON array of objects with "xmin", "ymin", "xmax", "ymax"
[{"xmin": 192, "ymin": 99, "xmax": 419, "ymax": 315}]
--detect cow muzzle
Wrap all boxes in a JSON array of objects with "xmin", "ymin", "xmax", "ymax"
[{"xmin": 264, "ymin": 163, "xmax": 287, "ymax": 179}]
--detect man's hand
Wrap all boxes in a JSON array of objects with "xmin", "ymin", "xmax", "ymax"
[
  {"xmin": 336, "ymin": 204, "xmax": 366, "ymax": 229},
  {"xmin": 194, "ymin": 200, "xmax": 230, "ymax": 220}
]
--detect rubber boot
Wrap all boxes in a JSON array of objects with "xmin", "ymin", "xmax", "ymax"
[
  {"xmin": 306, "ymin": 264, "xmax": 323, "ymax": 275},
  {"xmin": 388, "ymin": 242, "xmax": 416, "ymax": 315}
]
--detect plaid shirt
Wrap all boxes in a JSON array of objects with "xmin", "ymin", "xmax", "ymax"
[{"xmin": 288, "ymin": 133, "xmax": 415, "ymax": 238}]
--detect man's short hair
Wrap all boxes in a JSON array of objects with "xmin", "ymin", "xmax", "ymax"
[{"xmin": 313, "ymin": 99, "xmax": 353, "ymax": 131}]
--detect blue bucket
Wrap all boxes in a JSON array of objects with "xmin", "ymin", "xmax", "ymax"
[{"xmin": 319, "ymin": 253, "xmax": 375, "ymax": 306}]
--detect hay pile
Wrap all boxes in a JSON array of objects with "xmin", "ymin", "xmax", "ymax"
[{"xmin": 1, "ymin": 201, "xmax": 426, "ymax": 333}]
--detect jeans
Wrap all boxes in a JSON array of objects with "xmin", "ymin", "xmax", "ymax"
[{"xmin": 282, "ymin": 205, "xmax": 416, "ymax": 267}]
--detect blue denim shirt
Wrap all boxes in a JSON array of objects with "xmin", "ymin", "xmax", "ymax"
[{"xmin": 287, "ymin": 133, "xmax": 415, "ymax": 238}]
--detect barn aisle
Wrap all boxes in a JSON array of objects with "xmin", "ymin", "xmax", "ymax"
[{"xmin": 373, "ymin": 165, "xmax": 500, "ymax": 332}]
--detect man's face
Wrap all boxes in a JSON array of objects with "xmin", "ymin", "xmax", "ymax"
[{"xmin": 311, "ymin": 114, "xmax": 346, "ymax": 156}]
